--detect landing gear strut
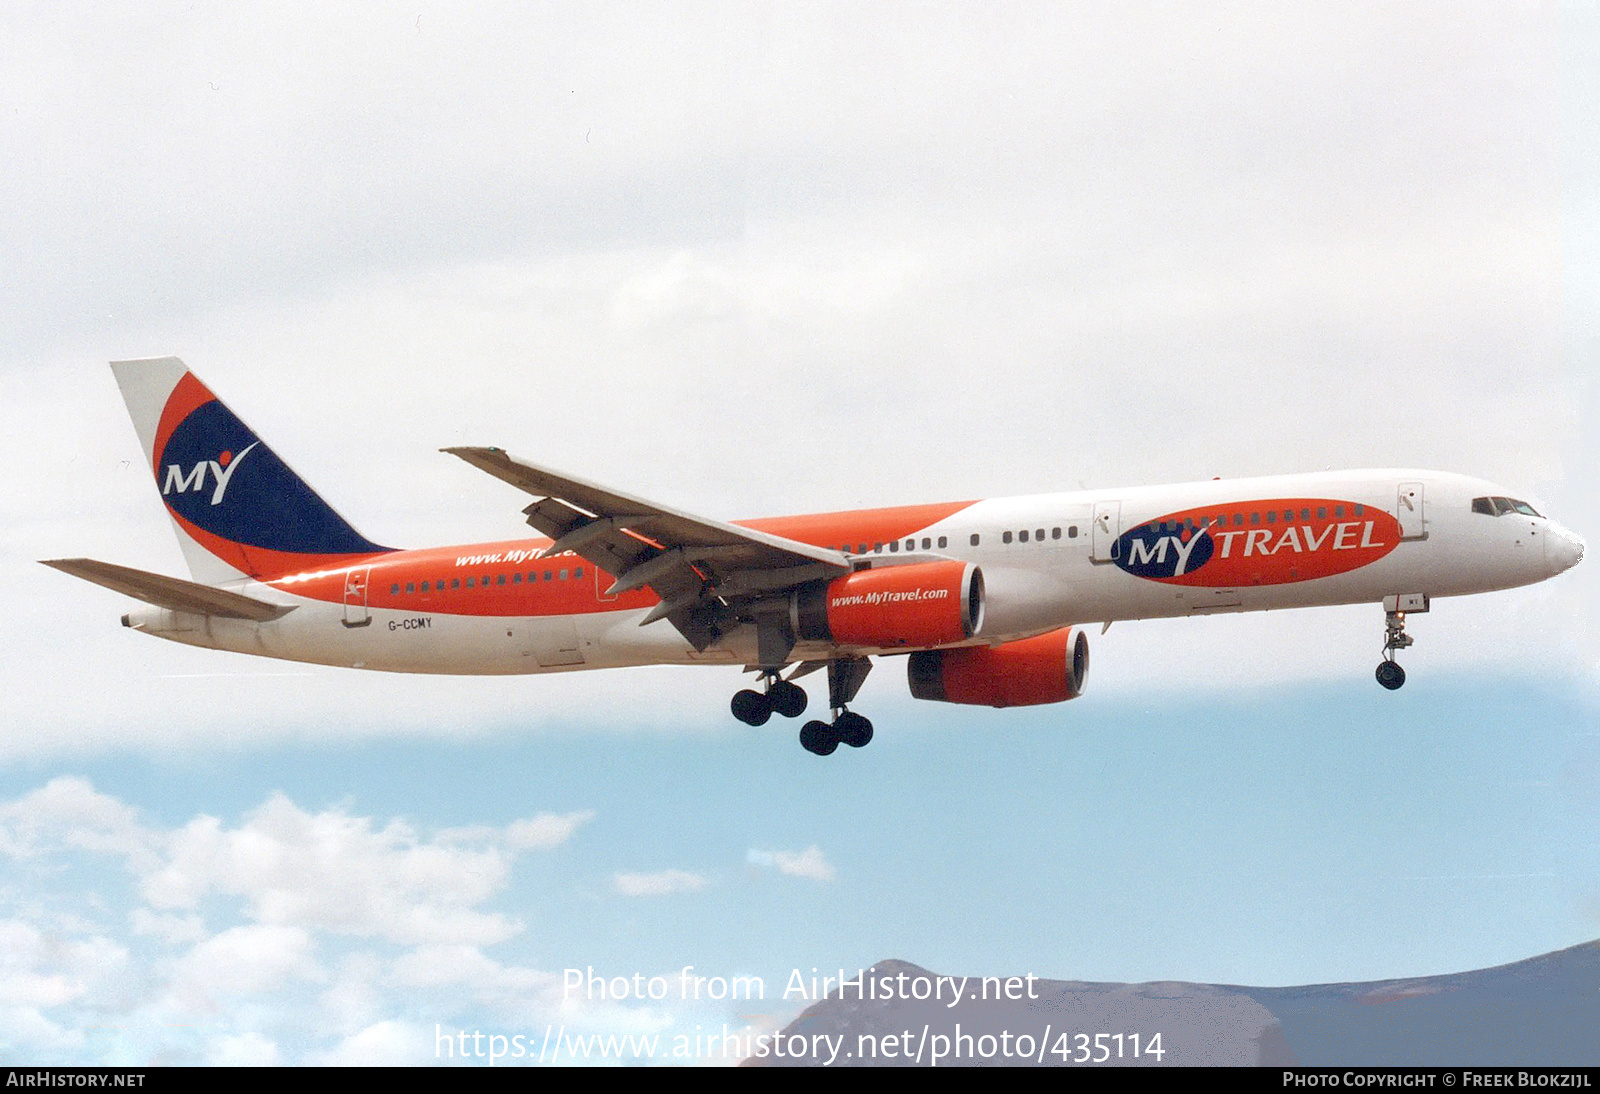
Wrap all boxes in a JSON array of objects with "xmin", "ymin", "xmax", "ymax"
[{"xmin": 1375, "ymin": 595, "xmax": 1427, "ymax": 691}]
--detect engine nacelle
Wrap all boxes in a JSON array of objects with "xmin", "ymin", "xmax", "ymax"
[
  {"xmin": 792, "ymin": 561, "xmax": 984, "ymax": 649},
  {"xmin": 907, "ymin": 627, "xmax": 1089, "ymax": 707}
]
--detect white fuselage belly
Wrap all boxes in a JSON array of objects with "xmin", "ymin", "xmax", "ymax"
[{"xmin": 128, "ymin": 470, "xmax": 1570, "ymax": 675}]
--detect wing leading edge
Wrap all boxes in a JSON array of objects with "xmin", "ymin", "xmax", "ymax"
[{"xmin": 443, "ymin": 447, "xmax": 852, "ymax": 654}]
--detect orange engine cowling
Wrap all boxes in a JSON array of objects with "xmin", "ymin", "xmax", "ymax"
[
  {"xmin": 907, "ymin": 628, "xmax": 1089, "ymax": 707},
  {"xmin": 792, "ymin": 561, "xmax": 984, "ymax": 649}
]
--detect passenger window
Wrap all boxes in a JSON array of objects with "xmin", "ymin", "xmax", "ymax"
[
  {"xmin": 970, "ymin": 533, "xmax": 980, "ymax": 546},
  {"xmin": 1051, "ymin": 527, "xmax": 1061, "ymax": 540},
  {"xmin": 451, "ymin": 579, "xmax": 460, "ymax": 590},
  {"xmin": 405, "ymin": 583, "xmax": 415, "ymax": 594},
  {"xmin": 1003, "ymin": 531, "xmax": 1013, "ymax": 544},
  {"xmin": 421, "ymin": 582, "xmax": 430, "ymax": 592},
  {"xmin": 497, "ymin": 574, "xmax": 506, "ymax": 585},
  {"xmin": 1266, "ymin": 511, "xmax": 1276, "ymax": 524},
  {"xmin": 1250, "ymin": 512, "xmax": 1260, "ymax": 525},
  {"xmin": 938, "ymin": 536, "xmax": 947, "ymax": 549},
  {"xmin": 575, "ymin": 567, "xmax": 584, "ymax": 578},
  {"xmin": 1068, "ymin": 526, "xmax": 1078, "ymax": 538},
  {"xmin": 1317, "ymin": 507, "xmax": 1327, "ymax": 520},
  {"xmin": 1019, "ymin": 530, "xmax": 1029, "ymax": 543},
  {"xmin": 559, "ymin": 569, "xmax": 568, "ymax": 580},
  {"xmin": 544, "ymin": 571, "xmax": 553, "ymax": 581},
  {"xmin": 466, "ymin": 577, "xmax": 474, "ymax": 588},
  {"xmin": 390, "ymin": 584, "xmax": 400, "ymax": 595},
  {"xmin": 921, "ymin": 537, "xmax": 931, "ymax": 550},
  {"xmin": 889, "ymin": 541, "xmax": 899, "ymax": 552},
  {"xmin": 513, "ymin": 573, "xmax": 522, "ymax": 584}
]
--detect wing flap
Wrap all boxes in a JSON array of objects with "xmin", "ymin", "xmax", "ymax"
[
  {"xmin": 42, "ymin": 558, "xmax": 296, "ymax": 621},
  {"xmin": 443, "ymin": 447, "xmax": 850, "ymax": 570},
  {"xmin": 444, "ymin": 446, "xmax": 853, "ymax": 653}
]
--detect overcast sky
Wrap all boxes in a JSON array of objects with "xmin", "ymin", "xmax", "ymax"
[{"xmin": 1, "ymin": 1, "xmax": 1594, "ymax": 1066}]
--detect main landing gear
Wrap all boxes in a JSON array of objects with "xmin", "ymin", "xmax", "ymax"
[
  {"xmin": 798, "ymin": 711, "xmax": 873, "ymax": 756},
  {"xmin": 730, "ymin": 676, "xmax": 808, "ymax": 725},
  {"xmin": 730, "ymin": 657, "xmax": 876, "ymax": 755},
  {"xmin": 1375, "ymin": 594, "xmax": 1428, "ymax": 691}
]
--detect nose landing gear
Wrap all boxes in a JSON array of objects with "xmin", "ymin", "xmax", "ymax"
[
  {"xmin": 1375, "ymin": 594, "xmax": 1428, "ymax": 691},
  {"xmin": 1375, "ymin": 656, "xmax": 1406, "ymax": 690}
]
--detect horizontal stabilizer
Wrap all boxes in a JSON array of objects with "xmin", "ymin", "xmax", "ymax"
[{"xmin": 40, "ymin": 558, "xmax": 296, "ymax": 621}]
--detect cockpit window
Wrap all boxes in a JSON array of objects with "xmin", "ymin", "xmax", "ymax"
[{"xmin": 1472, "ymin": 496, "xmax": 1541, "ymax": 518}]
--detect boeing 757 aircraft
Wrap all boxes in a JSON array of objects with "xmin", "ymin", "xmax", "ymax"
[{"xmin": 45, "ymin": 358, "xmax": 1585, "ymax": 754}]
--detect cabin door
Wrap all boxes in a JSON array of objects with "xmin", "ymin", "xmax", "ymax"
[
  {"xmin": 342, "ymin": 567, "xmax": 371, "ymax": 628},
  {"xmin": 1091, "ymin": 501, "xmax": 1122, "ymax": 562},
  {"xmin": 1396, "ymin": 481, "xmax": 1426, "ymax": 540}
]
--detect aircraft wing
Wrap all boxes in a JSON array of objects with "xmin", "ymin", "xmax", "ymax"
[
  {"xmin": 41, "ymin": 558, "xmax": 297, "ymax": 621},
  {"xmin": 444, "ymin": 446, "xmax": 852, "ymax": 650}
]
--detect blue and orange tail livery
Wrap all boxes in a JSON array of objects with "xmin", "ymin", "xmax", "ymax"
[{"xmin": 111, "ymin": 357, "xmax": 392, "ymax": 583}]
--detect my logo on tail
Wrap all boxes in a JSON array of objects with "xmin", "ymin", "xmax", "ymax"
[{"xmin": 161, "ymin": 440, "xmax": 261, "ymax": 506}]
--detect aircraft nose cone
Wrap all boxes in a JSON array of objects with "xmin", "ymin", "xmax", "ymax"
[{"xmin": 1545, "ymin": 524, "xmax": 1584, "ymax": 576}]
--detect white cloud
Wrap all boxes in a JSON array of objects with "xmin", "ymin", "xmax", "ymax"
[
  {"xmin": 504, "ymin": 811, "xmax": 596, "ymax": 851},
  {"xmin": 0, "ymin": 1005, "xmax": 83, "ymax": 1055},
  {"xmin": 0, "ymin": 776, "xmax": 152, "ymax": 861},
  {"xmin": 612, "ymin": 870, "xmax": 709, "ymax": 897},
  {"xmin": 314, "ymin": 1020, "xmax": 437, "ymax": 1067},
  {"xmin": 206, "ymin": 1030, "xmax": 283, "ymax": 1067},
  {"xmin": 0, "ymin": 918, "xmax": 131, "ymax": 1009},
  {"xmin": 390, "ymin": 944, "xmax": 553, "ymax": 1000},
  {"xmin": 746, "ymin": 846, "xmax": 835, "ymax": 883},
  {"xmin": 129, "ymin": 909, "xmax": 208, "ymax": 946},
  {"xmin": 139, "ymin": 794, "xmax": 531, "ymax": 946},
  {"xmin": 0, "ymin": 780, "xmax": 618, "ymax": 1062},
  {"xmin": 168, "ymin": 924, "xmax": 324, "ymax": 1002}
]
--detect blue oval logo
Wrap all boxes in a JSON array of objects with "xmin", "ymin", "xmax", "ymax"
[{"xmin": 1113, "ymin": 522, "xmax": 1214, "ymax": 579}]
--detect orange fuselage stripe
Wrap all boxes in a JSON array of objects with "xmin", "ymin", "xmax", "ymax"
[{"xmin": 271, "ymin": 500, "xmax": 980, "ymax": 617}]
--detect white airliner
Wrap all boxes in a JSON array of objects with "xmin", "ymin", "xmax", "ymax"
[{"xmin": 46, "ymin": 358, "xmax": 1584, "ymax": 755}]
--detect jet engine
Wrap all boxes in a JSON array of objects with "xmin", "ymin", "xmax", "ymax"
[
  {"xmin": 791, "ymin": 560, "xmax": 984, "ymax": 648},
  {"xmin": 907, "ymin": 627, "xmax": 1089, "ymax": 707}
]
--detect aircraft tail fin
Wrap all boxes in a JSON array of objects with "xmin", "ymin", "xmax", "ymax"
[{"xmin": 110, "ymin": 357, "xmax": 393, "ymax": 583}]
